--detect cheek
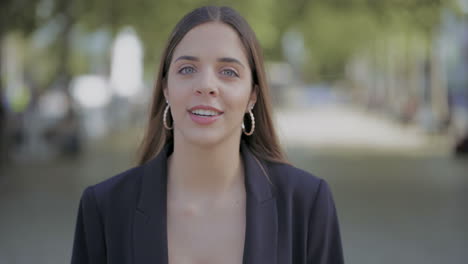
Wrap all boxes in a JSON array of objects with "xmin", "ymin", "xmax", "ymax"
[
  {"xmin": 223, "ymin": 88, "xmax": 252, "ymax": 114},
  {"xmin": 167, "ymin": 79, "xmax": 190, "ymax": 104},
  {"xmin": 166, "ymin": 89, "xmax": 191, "ymax": 123}
]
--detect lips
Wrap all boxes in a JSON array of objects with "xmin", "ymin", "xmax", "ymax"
[
  {"xmin": 187, "ymin": 105, "xmax": 223, "ymax": 125},
  {"xmin": 188, "ymin": 105, "xmax": 223, "ymax": 115}
]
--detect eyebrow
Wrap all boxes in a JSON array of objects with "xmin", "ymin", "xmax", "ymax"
[
  {"xmin": 218, "ymin": 57, "xmax": 245, "ymax": 68},
  {"xmin": 174, "ymin": 55, "xmax": 245, "ymax": 68},
  {"xmin": 174, "ymin": 55, "xmax": 199, "ymax": 62}
]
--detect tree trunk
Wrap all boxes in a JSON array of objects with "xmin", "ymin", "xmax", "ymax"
[
  {"xmin": 0, "ymin": 27, "xmax": 7, "ymax": 163},
  {"xmin": 53, "ymin": 0, "xmax": 76, "ymax": 95}
]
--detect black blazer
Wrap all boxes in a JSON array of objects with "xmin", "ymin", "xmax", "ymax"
[{"xmin": 71, "ymin": 142, "xmax": 344, "ymax": 264}]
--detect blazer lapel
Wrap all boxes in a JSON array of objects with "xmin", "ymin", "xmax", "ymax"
[
  {"xmin": 241, "ymin": 142, "xmax": 278, "ymax": 264},
  {"xmin": 133, "ymin": 144, "xmax": 171, "ymax": 263},
  {"xmin": 132, "ymin": 142, "xmax": 278, "ymax": 264}
]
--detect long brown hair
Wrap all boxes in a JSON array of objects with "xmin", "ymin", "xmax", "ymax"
[{"xmin": 137, "ymin": 6, "xmax": 286, "ymax": 165}]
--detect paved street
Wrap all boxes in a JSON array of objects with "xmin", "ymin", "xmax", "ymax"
[{"xmin": 0, "ymin": 105, "xmax": 466, "ymax": 264}]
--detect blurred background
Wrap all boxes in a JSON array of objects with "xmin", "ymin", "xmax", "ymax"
[{"xmin": 0, "ymin": 0, "xmax": 467, "ymax": 263}]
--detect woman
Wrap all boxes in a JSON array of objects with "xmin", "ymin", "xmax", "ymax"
[{"xmin": 72, "ymin": 6, "xmax": 344, "ymax": 264}]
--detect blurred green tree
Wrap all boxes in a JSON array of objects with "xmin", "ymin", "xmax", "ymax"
[
  {"xmin": 0, "ymin": 0, "xmax": 41, "ymax": 95},
  {"xmin": 1, "ymin": 0, "xmax": 461, "ymax": 89}
]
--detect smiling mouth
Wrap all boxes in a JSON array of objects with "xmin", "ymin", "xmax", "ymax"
[{"xmin": 189, "ymin": 109, "xmax": 223, "ymax": 117}]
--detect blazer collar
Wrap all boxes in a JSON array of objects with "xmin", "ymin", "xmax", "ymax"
[{"xmin": 133, "ymin": 141, "xmax": 278, "ymax": 264}]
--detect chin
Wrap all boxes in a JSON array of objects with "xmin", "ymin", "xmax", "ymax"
[{"xmin": 177, "ymin": 128, "xmax": 228, "ymax": 148}]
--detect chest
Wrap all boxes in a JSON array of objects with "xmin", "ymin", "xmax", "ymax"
[{"xmin": 166, "ymin": 196, "xmax": 246, "ymax": 264}]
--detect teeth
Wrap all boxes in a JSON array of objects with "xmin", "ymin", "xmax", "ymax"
[{"xmin": 191, "ymin": 109, "xmax": 220, "ymax": 116}]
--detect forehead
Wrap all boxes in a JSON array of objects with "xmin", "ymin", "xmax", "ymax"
[{"xmin": 172, "ymin": 22, "xmax": 249, "ymax": 64}]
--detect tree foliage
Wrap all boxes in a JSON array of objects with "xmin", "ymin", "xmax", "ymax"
[{"xmin": 1, "ymin": 0, "xmax": 460, "ymax": 84}]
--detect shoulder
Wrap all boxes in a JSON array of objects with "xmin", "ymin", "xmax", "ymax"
[
  {"xmin": 94, "ymin": 165, "xmax": 144, "ymax": 195},
  {"xmin": 266, "ymin": 161, "xmax": 324, "ymax": 194},
  {"xmin": 264, "ymin": 161, "xmax": 334, "ymax": 208},
  {"xmin": 80, "ymin": 164, "xmax": 145, "ymax": 211}
]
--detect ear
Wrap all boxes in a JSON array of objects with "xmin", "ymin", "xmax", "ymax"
[
  {"xmin": 162, "ymin": 79, "xmax": 169, "ymax": 103},
  {"xmin": 247, "ymin": 84, "xmax": 258, "ymax": 112}
]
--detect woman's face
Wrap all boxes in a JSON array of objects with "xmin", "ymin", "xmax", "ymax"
[{"xmin": 164, "ymin": 22, "xmax": 256, "ymax": 147}]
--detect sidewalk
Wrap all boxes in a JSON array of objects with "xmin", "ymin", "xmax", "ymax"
[{"xmin": 275, "ymin": 104, "xmax": 452, "ymax": 155}]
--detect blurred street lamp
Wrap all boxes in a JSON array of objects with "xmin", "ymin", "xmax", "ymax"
[
  {"xmin": 458, "ymin": 0, "xmax": 468, "ymax": 14},
  {"xmin": 70, "ymin": 75, "xmax": 111, "ymax": 109},
  {"xmin": 282, "ymin": 30, "xmax": 306, "ymax": 74},
  {"xmin": 110, "ymin": 27, "xmax": 144, "ymax": 98}
]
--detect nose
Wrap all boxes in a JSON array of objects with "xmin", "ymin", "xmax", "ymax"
[{"xmin": 194, "ymin": 69, "xmax": 218, "ymax": 97}]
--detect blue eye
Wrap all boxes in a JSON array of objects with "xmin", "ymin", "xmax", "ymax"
[
  {"xmin": 221, "ymin": 69, "xmax": 239, "ymax": 77},
  {"xmin": 179, "ymin": 66, "xmax": 196, "ymax": 75}
]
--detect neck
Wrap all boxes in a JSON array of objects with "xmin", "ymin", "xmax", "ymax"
[{"xmin": 167, "ymin": 134, "xmax": 244, "ymax": 200}]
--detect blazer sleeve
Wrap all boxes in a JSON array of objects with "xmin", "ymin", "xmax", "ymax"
[
  {"xmin": 71, "ymin": 186, "xmax": 106, "ymax": 264},
  {"xmin": 307, "ymin": 180, "xmax": 344, "ymax": 264}
]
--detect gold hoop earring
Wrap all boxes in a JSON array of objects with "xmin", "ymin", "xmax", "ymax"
[
  {"xmin": 163, "ymin": 104, "xmax": 173, "ymax": 130},
  {"xmin": 242, "ymin": 109, "xmax": 255, "ymax": 136}
]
